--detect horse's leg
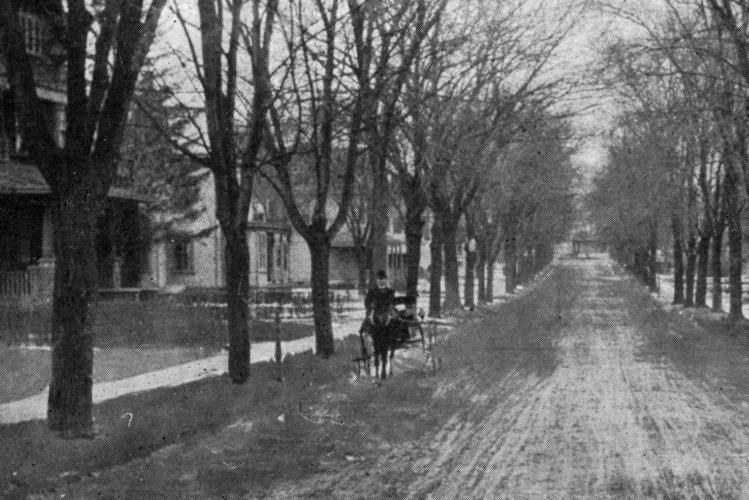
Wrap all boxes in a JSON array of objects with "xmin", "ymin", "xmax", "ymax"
[
  {"xmin": 389, "ymin": 343, "xmax": 395, "ymax": 376},
  {"xmin": 380, "ymin": 345, "xmax": 388, "ymax": 379},
  {"xmin": 373, "ymin": 350, "xmax": 380, "ymax": 378}
]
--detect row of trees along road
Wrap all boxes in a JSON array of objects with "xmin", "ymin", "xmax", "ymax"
[
  {"xmin": 590, "ymin": 0, "xmax": 749, "ymax": 322},
  {"xmin": 1, "ymin": 0, "xmax": 580, "ymax": 436}
]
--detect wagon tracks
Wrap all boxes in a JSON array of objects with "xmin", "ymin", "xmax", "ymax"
[{"xmin": 268, "ymin": 256, "xmax": 749, "ymax": 499}]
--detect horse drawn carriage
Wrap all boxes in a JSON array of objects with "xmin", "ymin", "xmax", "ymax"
[{"xmin": 356, "ymin": 295, "xmax": 426, "ymax": 378}]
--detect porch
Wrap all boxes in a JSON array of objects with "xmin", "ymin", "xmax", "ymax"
[{"xmin": 0, "ymin": 161, "xmax": 149, "ymax": 303}]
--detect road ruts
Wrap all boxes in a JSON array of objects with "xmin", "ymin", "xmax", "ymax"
[
  {"xmin": 402, "ymin": 256, "xmax": 749, "ymax": 499},
  {"xmin": 265, "ymin": 255, "xmax": 749, "ymax": 499}
]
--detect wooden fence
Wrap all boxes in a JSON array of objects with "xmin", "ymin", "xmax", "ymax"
[{"xmin": 0, "ymin": 271, "xmax": 32, "ymax": 299}]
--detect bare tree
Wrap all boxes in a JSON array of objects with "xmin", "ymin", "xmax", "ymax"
[
  {"xmin": 1, "ymin": 0, "xmax": 168, "ymax": 436},
  {"xmin": 159, "ymin": 0, "xmax": 279, "ymax": 382},
  {"xmin": 262, "ymin": 0, "xmax": 365, "ymax": 356},
  {"xmin": 350, "ymin": 0, "xmax": 444, "ymax": 285}
]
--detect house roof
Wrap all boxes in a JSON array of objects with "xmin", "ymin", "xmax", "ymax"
[{"xmin": 0, "ymin": 159, "xmax": 149, "ymax": 201}]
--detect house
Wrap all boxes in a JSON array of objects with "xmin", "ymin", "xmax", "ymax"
[
  {"xmin": 285, "ymin": 201, "xmax": 409, "ymax": 290},
  {"xmin": 0, "ymin": 5, "xmax": 149, "ymax": 302},
  {"xmin": 144, "ymin": 171, "xmax": 292, "ymax": 291},
  {"xmin": 145, "ymin": 163, "xmax": 414, "ymax": 293}
]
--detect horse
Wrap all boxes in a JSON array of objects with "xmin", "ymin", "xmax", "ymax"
[
  {"xmin": 359, "ymin": 295, "xmax": 422, "ymax": 379},
  {"xmin": 359, "ymin": 317, "xmax": 394, "ymax": 379}
]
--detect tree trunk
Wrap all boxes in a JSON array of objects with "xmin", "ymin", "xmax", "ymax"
[
  {"xmin": 224, "ymin": 229, "xmax": 250, "ymax": 383},
  {"xmin": 47, "ymin": 192, "xmax": 98, "ymax": 437},
  {"xmin": 517, "ymin": 247, "xmax": 527, "ymax": 285},
  {"xmin": 712, "ymin": 219, "xmax": 725, "ymax": 313},
  {"xmin": 504, "ymin": 220, "xmax": 517, "ymax": 294},
  {"xmin": 404, "ymin": 205, "xmax": 425, "ymax": 298},
  {"xmin": 477, "ymin": 250, "xmax": 487, "ymax": 303},
  {"xmin": 670, "ymin": 213, "xmax": 684, "ymax": 304},
  {"xmin": 464, "ymin": 244, "xmax": 476, "ymax": 309},
  {"xmin": 442, "ymin": 215, "xmax": 461, "ymax": 311},
  {"xmin": 463, "ymin": 215, "xmax": 476, "ymax": 310},
  {"xmin": 684, "ymin": 227, "xmax": 696, "ymax": 306},
  {"xmin": 486, "ymin": 258, "xmax": 496, "ymax": 302},
  {"xmin": 429, "ymin": 213, "xmax": 443, "ymax": 318},
  {"xmin": 308, "ymin": 231, "xmax": 335, "ymax": 356},
  {"xmin": 369, "ymin": 159, "xmax": 389, "ymax": 283},
  {"xmin": 726, "ymin": 164, "xmax": 743, "ymax": 321},
  {"xmin": 695, "ymin": 232, "xmax": 710, "ymax": 307},
  {"xmin": 648, "ymin": 219, "xmax": 658, "ymax": 292}
]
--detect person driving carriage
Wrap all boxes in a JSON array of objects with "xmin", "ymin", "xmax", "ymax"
[{"xmin": 363, "ymin": 269, "xmax": 396, "ymax": 379}]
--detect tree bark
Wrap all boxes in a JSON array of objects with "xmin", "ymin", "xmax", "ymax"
[
  {"xmin": 47, "ymin": 190, "xmax": 98, "ymax": 437},
  {"xmin": 404, "ymin": 202, "xmax": 425, "ymax": 298},
  {"xmin": 463, "ymin": 214, "xmax": 476, "ymax": 309},
  {"xmin": 671, "ymin": 213, "xmax": 684, "ymax": 304},
  {"xmin": 441, "ymin": 215, "xmax": 461, "ymax": 311},
  {"xmin": 308, "ymin": 231, "xmax": 335, "ymax": 356},
  {"xmin": 223, "ymin": 228, "xmax": 250, "ymax": 383},
  {"xmin": 684, "ymin": 226, "xmax": 697, "ymax": 306},
  {"xmin": 464, "ymin": 244, "xmax": 476, "ymax": 309},
  {"xmin": 647, "ymin": 219, "xmax": 658, "ymax": 292},
  {"xmin": 696, "ymin": 145, "xmax": 711, "ymax": 308},
  {"xmin": 695, "ymin": 232, "xmax": 710, "ymax": 307},
  {"xmin": 671, "ymin": 212, "xmax": 684, "ymax": 304},
  {"xmin": 369, "ymin": 160, "xmax": 389, "ymax": 282},
  {"xmin": 712, "ymin": 218, "xmax": 725, "ymax": 313},
  {"xmin": 504, "ymin": 219, "xmax": 517, "ymax": 294},
  {"xmin": 486, "ymin": 258, "xmax": 495, "ymax": 302},
  {"xmin": 725, "ymin": 159, "xmax": 743, "ymax": 321},
  {"xmin": 429, "ymin": 213, "xmax": 443, "ymax": 318},
  {"xmin": 477, "ymin": 250, "xmax": 487, "ymax": 303}
]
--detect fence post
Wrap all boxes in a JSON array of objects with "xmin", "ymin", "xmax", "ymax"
[{"xmin": 275, "ymin": 305, "xmax": 283, "ymax": 382}]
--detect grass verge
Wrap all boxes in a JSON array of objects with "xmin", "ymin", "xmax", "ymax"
[{"xmin": 0, "ymin": 346, "xmax": 216, "ymax": 404}]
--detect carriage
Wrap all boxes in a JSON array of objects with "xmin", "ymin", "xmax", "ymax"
[
  {"xmin": 355, "ymin": 295, "xmax": 426, "ymax": 377},
  {"xmin": 389, "ymin": 295, "xmax": 426, "ymax": 349}
]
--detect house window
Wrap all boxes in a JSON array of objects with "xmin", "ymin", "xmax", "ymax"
[
  {"xmin": 171, "ymin": 239, "xmax": 194, "ymax": 274},
  {"xmin": 252, "ymin": 202, "xmax": 266, "ymax": 222},
  {"xmin": 267, "ymin": 232, "xmax": 275, "ymax": 282},
  {"xmin": 20, "ymin": 12, "xmax": 46, "ymax": 57},
  {"xmin": 256, "ymin": 232, "xmax": 267, "ymax": 271}
]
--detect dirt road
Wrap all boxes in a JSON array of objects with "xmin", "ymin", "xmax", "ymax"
[
  {"xmin": 56, "ymin": 255, "xmax": 749, "ymax": 498},
  {"xmin": 267, "ymin": 255, "xmax": 749, "ymax": 499}
]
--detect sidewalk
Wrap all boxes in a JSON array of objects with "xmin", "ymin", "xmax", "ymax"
[{"xmin": 0, "ymin": 318, "xmax": 366, "ymax": 425}]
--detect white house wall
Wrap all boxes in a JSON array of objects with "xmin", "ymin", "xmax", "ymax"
[{"xmin": 289, "ymin": 231, "xmax": 311, "ymax": 285}]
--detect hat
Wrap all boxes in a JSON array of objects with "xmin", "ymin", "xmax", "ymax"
[{"xmin": 376, "ymin": 270, "xmax": 387, "ymax": 279}]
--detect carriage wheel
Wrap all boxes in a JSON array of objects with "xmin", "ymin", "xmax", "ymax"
[{"xmin": 415, "ymin": 323, "xmax": 426, "ymax": 350}]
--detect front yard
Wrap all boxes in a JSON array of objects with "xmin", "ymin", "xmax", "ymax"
[
  {"xmin": 0, "ymin": 299, "xmax": 322, "ymax": 406},
  {"xmin": 1, "ymin": 299, "xmax": 317, "ymax": 348}
]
